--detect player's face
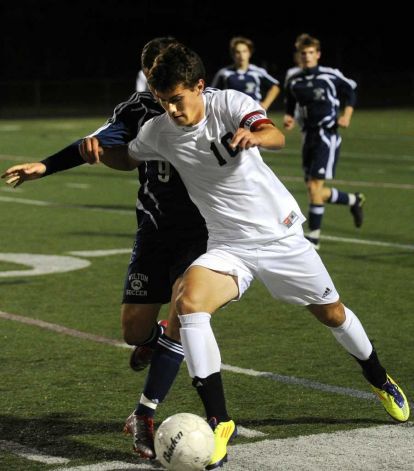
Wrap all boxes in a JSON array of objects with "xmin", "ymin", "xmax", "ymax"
[
  {"xmin": 233, "ymin": 43, "xmax": 251, "ymax": 68},
  {"xmin": 299, "ymin": 47, "xmax": 320, "ymax": 68},
  {"xmin": 155, "ymin": 79, "xmax": 205, "ymax": 127}
]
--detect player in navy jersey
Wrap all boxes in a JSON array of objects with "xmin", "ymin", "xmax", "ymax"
[
  {"xmin": 211, "ymin": 36, "xmax": 280, "ymax": 110},
  {"xmin": 284, "ymin": 33, "xmax": 365, "ymax": 249},
  {"xmin": 2, "ymin": 37, "xmax": 208, "ymax": 459}
]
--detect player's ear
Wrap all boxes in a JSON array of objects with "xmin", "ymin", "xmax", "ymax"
[{"xmin": 196, "ymin": 79, "xmax": 205, "ymax": 94}]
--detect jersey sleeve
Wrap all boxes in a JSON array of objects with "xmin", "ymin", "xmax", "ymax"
[
  {"xmin": 210, "ymin": 69, "xmax": 225, "ymax": 89},
  {"xmin": 128, "ymin": 120, "xmax": 167, "ymax": 162},
  {"xmin": 258, "ymin": 67, "xmax": 280, "ymax": 89},
  {"xmin": 333, "ymin": 69, "xmax": 357, "ymax": 107},
  {"xmin": 284, "ymin": 79, "xmax": 297, "ymax": 117},
  {"xmin": 226, "ymin": 90, "xmax": 273, "ymax": 130}
]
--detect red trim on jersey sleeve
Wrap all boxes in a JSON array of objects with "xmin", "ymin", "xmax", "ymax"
[{"xmin": 240, "ymin": 111, "xmax": 274, "ymax": 130}]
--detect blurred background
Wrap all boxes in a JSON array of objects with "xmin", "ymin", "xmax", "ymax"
[{"xmin": 1, "ymin": 0, "xmax": 413, "ymax": 117}]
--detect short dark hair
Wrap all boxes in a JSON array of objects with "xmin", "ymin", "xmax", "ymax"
[
  {"xmin": 295, "ymin": 33, "xmax": 321, "ymax": 52},
  {"xmin": 229, "ymin": 36, "xmax": 254, "ymax": 55},
  {"xmin": 141, "ymin": 36, "xmax": 177, "ymax": 71},
  {"xmin": 147, "ymin": 43, "xmax": 206, "ymax": 92}
]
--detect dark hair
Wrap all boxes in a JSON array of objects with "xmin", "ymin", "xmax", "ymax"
[
  {"xmin": 141, "ymin": 36, "xmax": 177, "ymax": 71},
  {"xmin": 147, "ymin": 43, "xmax": 206, "ymax": 92},
  {"xmin": 295, "ymin": 33, "xmax": 321, "ymax": 52},
  {"xmin": 229, "ymin": 36, "xmax": 254, "ymax": 55}
]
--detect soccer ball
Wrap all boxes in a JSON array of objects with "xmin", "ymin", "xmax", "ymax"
[{"xmin": 154, "ymin": 412, "xmax": 215, "ymax": 470}]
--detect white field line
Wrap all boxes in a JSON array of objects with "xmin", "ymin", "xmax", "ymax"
[
  {"xmin": 1, "ymin": 194, "xmax": 414, "ymax": 252},
  {"xmin": 0, "ymin": 439, "xmax": 70, "ymax": 464},
  {"xmin": 54, "ymin": 462, "xmax": 156, "ymax": 471},
  {"xmin": 279, "ymin": 175, "xmax": 414, "ymax": 190},
  {"xmin": 0, "ymin": 195, "xmax": 133, "ymax": 215},
  {"xmin": 2, "ymin": 310, "xmax": 413, "ymax": 471},
  {"xmin": 278, "ymin": 149, "xmax": 414, "ymax": 162},
  {"xmin": 320, "ymin": 235, "xmax": 414, "ymax": 251},
  {"xmin": 0, "ymin": 310, "xmax": 387, "ymax": 404},
  {"xmin": 68, "ymin": 249, "xmax": 131, "ymax": 257},
  {"xmin": 225, "ymin": 423, "xmax": 414, "ymax": 471}
]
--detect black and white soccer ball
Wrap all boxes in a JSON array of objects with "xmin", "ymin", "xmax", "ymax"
[{"xmin": 154, "ymin": 412, "xmax": 215, "ymax": 470}]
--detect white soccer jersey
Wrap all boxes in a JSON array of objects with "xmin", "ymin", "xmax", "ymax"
[{"xmin": 128, "ymin": 88, "xmax": 305, "ymax": 245}]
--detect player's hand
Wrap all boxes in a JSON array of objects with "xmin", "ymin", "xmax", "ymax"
[
  {"xmin": 79, "ymin": 137, "xmax": 103, "ymax": 164},
  {"xmin": 230, "ymin": 128, "xmax": 260, "ymax": 150},
  {"xmin": 1, "ymin": 162, "xmax": 47, "ymax": 187},
  {"xmin": 283, "ymin": 115, "xmax": 295, "ymax": 130},
  {"xmin": 338, "ymin": 115, "xmax": 351, "ymax": 128}
]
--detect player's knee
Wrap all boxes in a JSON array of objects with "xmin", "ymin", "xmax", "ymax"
[
  {"xmin": 307, "ymin": 184, "xmax": 323, "ymax": 202},
  {"xmin": 308, "ymin": 301, "xmax": 345, "ymax": 327},
  {"xmin": 175, "ymin": 291, "xmax": 203, "ymax": 316}
]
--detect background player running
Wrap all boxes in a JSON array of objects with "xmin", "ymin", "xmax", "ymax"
[{"xmin": 284, "ymin": 33, "xmax": 365, "ymax": 249}]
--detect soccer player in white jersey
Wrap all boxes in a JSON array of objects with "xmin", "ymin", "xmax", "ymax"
[
  {"xmin": 284, "ymin": 33, "xmax": 366, "ymax": 249},
  {"xmin": 211, "ymin": 36, "xmax": 280, "ymax": 110},
  {"xmin": 87, "ymin": 43, "xmax": 409, "ymax": 469}
]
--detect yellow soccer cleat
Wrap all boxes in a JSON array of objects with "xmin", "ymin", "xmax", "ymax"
[
  {"xmin": 371, "ymin": 375, "xmax": 410, "ymax": 423},
  {"xmin": 206, "ymin": 418, "xmax": 237, "ymax": 469}
]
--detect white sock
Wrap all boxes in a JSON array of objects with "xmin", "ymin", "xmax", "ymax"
[
  {"xmin": 179, "ymin": 312, "xmax": 221, "ymax": 379},
  {"xmin": 330, "ymin": 306, "xmax": 372, "ymax": 360}
]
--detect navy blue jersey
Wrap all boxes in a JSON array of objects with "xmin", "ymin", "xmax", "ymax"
[
  {"xmin": 284, "ymin": 66, "xmax": 357, "ymax": 131},
  {"xmin": 92, "ymin": 91, "xmax": 207, "ymax": 235},
  {"xmin": 41, "ymin": 91, "xmax": 207, "ymax": 237},
  {"xmin": 211, "ymin": 64, "xmax": 279, "ymax": 102}
]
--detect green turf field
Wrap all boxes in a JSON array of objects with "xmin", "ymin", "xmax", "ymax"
[{"xmin": 0, "ymin": 110, "xmax": 413, "ymax": 470}]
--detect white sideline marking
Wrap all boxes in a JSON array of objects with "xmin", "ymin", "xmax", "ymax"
[
  {"xmin": 54, "ymin": 462, "xmax": 156, "ymax": 471},
  {"xmin": 225, "ymin": 423, "xmax": 414, "ymax": 471},
  {"xmin": 0, "ymin": 253, "xmax": 91, "ymax": 277},
  {"xmin": 321, "ymin": 235, "xmax": 414, "ymax": 251},
  {"xmin": 0, "ymin": 196, "xmax": 133, "ymax": 215},
  {"xmin": 236, "ymin": 425, "xmax": 267, "ymax": 438},
  {"xmin": 0, "ymin": 310, "xmax": 378, "ymax": 403},
  {"xmin": 0, "ymin": 195, "xmax": 52, "ymax": 206},
  {"xmin": 0, "ymin": 311, "xmax": 124, "ymax": 347},
  {"xmin": 279, "ymin": 175, "xmax": 414, "ymax": 190},
  {"xmin": 221, "ymin": 364, "xmax": 375, "ymax": 401},
  {"xmin": 68, "ymin": 249, "xmax": 131, "ymax": 257},
  {"xmin": 0, "ymin": 439, "xmax": 69, "ymax": 464}
]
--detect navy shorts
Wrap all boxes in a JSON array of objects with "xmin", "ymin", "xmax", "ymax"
[
  {"xmin": 122, "ymin": 229, "xmax": 208, "ymax": 305},
  {"xmin": 302, "ymin": 128, "xmax": 342, "ymax": 180}
]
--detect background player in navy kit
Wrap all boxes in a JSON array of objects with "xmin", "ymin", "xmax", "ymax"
[
  {"xmin": 211, "ymin": 36, "xmax": 280, "ymax": 110},
  {"xmin": 284, "ymin": 33, "xmax": 365, "ymax": 249},
  {"xmin": 2, "ymin": 37, "xmax": 207, "ymax": 458}
]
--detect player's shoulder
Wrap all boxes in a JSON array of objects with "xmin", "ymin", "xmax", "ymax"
[
  {"xmin": 285, "ymin": 67, "xmax": 304, "ymax": 84},
  {"xmin": 318, "ymin": 66, "xmax": 357, "ymax": 87},
  {"xmin": 216, "ymin": 65, "xmax": 236, "ymax": 76},
  {"xmin": 110, "ymin": 91, "xmax": 162, "ymax": 119},
  {"xmin": 248, "ymin": 63, "xmax": 268, "ymax": 74}
]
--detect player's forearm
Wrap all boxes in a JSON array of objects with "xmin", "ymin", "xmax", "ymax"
[
  {"xmin": 255, "ymin": 124, "xmax": 285, "ymax": 149},
  {"xmin": 41, "ymin": 142, "xmax": 85, "ymax": 176},
  {"xmin": 260, "ymin": 85, "xmax": 280, "ymax": 110},
  {"xmin": 342, "ymin": 106, "xmax": 354, "ymax": 121},
  {"xmin": 101, "ymin": 145, "xmax": 137, "ymax": 170}
]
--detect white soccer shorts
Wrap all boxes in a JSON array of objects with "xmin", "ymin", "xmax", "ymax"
[{"xmin": 190, "ymin": 231, "xmax": 339, "ymax": 306}]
